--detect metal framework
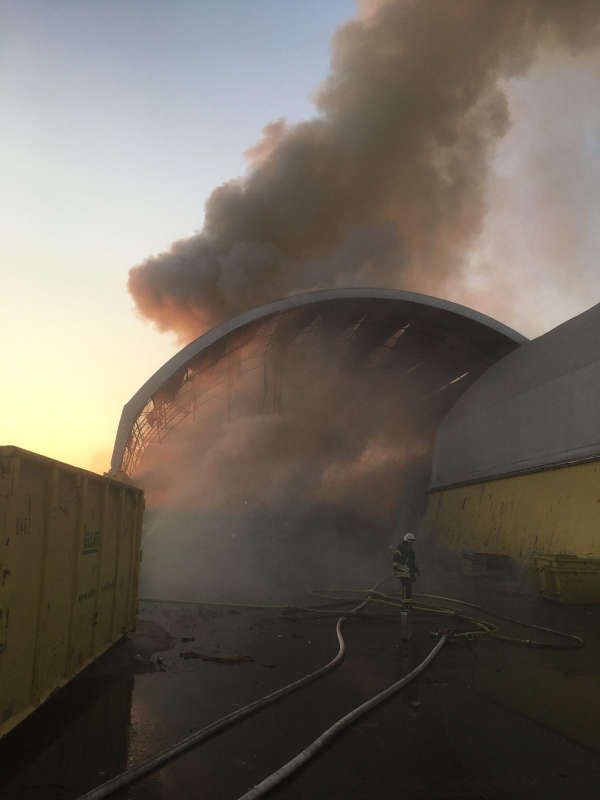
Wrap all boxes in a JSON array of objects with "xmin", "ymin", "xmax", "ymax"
[{"xmin": 109, "ymin": 288, "xmax": 527, "ymax": 477}]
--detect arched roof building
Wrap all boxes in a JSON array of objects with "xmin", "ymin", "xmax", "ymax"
[
  {"xmin": 431, "ymin": 302, "xmax": 600, "ymax": 488},
  {"xmin": 110, "ymin": 288, "xmax": 526, "ymax": 477},
  {"xmin": 422, "ymin": 300, "xmax": 600, "ymax": 587}
]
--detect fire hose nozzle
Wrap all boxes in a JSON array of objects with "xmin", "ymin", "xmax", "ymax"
[{"xmin": 431, "ymin": 629, "xmax": 455, "ymax": 641}]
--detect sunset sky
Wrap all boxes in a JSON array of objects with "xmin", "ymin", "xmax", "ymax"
[{"xmin": 2, "ymin": 0, "xmax": 599, "ymax": 473}]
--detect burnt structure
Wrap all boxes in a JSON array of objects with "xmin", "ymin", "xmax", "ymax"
[{"xmin": 110, "ymin": 288, "xmax": 525, "ymax": 478}]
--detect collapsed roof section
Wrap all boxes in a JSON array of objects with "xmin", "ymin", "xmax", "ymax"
[{"xmin": 110, "ymin": 288, "xmax": 526, "ymax": 477}]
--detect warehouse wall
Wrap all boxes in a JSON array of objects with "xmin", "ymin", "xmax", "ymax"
[
  {"xmin": 423, "ymin": 459, "xmax": 600, "ymax": 561},
  {"xmin": 424, "ymin": 302, "xmax": 600, "ymax": 561}
]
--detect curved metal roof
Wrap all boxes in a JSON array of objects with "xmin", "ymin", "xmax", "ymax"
[
  {"xmin": 110, "ymin": 287, "xmax": 527, "ymax": 476},
  {"xmin": 431, "ymin": 301, "xmax": 600, "ymax": 488}
]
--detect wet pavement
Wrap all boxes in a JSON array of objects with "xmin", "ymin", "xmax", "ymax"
[{"xmin": 2, "ymin": 575, "xmax": 600, "ymax": 800}]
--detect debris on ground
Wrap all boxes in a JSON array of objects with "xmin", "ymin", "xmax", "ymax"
[{"xmin": 179, "ymin": 651, "xmax": 254, "ymax": 664}]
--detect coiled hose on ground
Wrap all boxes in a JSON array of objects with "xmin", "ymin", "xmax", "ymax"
[{"xmin": 312, "ymin": 587, "xmax": 584, "ymax": 649}]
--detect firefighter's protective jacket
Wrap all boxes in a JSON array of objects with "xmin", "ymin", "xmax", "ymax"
[{"xmin": 393, "ymin": 542, "xmax": 417, "ymax": 579}]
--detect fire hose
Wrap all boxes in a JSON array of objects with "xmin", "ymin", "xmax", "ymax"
[
  {"xmin": 76, "ymin": 591, "xmax": 378, "ymax": 800},
  {"xmin": 236, "ymin": 634, "xmax": 447, "ymax": 800},
  {"xmin": 75, "ymin": 581, "xmax": 583, "ymax": 800}
]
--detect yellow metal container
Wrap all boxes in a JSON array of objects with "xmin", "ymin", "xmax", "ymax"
[
  {"xmin": 0, "ymin": 446, "xmax": 144, "ymax": 739},
  {"xmin": 462, "ymin": 551, "xmax": 513, "ymax": 577},
  {"xmin": 534, "ymin": 554, "xmax": 600, "ymax": 604}
]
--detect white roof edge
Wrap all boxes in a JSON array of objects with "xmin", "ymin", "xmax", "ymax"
[{"xmin": 110, "ymin": 287, "xmax": 527, "ymax": 473}]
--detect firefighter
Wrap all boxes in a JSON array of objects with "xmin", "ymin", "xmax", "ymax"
[{"xmin": 393, "ymin": 532, "xmax": 420, "ymax": 600}]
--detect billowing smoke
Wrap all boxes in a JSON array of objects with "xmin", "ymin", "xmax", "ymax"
[
  {"xmin": 137, "ymin": 329, "xmax": 435, "ymax": 601},
  {"xmin": 130, "ymin": 0, "xmax": 600, "ymax": 600},
  {"xmin": 128, "ymin": 0, "xmax": 600, "ymax": 342}
]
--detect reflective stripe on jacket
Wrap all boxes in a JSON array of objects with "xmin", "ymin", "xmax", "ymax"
[
  {"xmin": 393, "ymin": 558, "xmax": 411, "ymax": 578},
  {"xmin": 393, "ymin": 542, "xmax": 417, "ymax": 578}
]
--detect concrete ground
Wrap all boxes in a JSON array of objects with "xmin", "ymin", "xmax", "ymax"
[{"xmin": 2, "ymin": 574, "xmax": 600, "ymax": 800}]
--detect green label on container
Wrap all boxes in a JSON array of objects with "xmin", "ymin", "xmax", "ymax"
[{"xmin": 82, "ymin": 527, "xmax": 101, "ymax": 555}]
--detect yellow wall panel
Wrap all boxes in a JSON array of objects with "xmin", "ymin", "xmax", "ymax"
[
  {"xmin": 423, "ymin": 460, "xmax": 600, "ymax": 562},
  {"xmin": 0, "ymin": 447, "xmax": 144, "ymax": 740}
]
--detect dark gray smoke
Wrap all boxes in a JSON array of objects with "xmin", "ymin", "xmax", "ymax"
[
  {"xmin": 135, "ymin": 320, "xmax": 436, "ymax": 601},
  {"xmin": 128, "ymin": 0, "xmax": 600, "ymax": 342},
  {"xmin": 130, "ymin": 0, "xmax": 600, "ymax": 601}
]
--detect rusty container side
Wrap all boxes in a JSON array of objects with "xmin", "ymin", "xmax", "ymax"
[{"xmin": 0, "ymin": 446, "xmax": 144, "ymax": 740}]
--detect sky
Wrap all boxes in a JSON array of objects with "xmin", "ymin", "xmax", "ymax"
[
  {"xmin": 1, "ymin": 0, "xmax": 355, "ymax": 471},
  {"xmin": 2, "ymin": 0, "xmax": 599, "ymax": 473}
]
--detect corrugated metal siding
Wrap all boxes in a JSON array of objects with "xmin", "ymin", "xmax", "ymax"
[
  {"xmin": 422, "ymin": 458, "xmax": 600, "ymax": 564},
  {"xmin": 0, "ymin": 447, "xmax": 143, "ymax": 740}
]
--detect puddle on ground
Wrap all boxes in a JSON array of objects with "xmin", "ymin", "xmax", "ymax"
[{"xmin": 1, "ymin": 585, "xmax": 600, "ymax": 799}]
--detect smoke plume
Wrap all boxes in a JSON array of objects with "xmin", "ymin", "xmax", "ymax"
[
  {"xmin": 129, "ymin": 0, "xmax": 600, "ymax": 342},
  {"xmin": 137, "ymin": 328, "xmax": 434, "ymax": 601},
  {"xmin": 129, "ymin": 0, "xmax": 600, "ymax": 600}
]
